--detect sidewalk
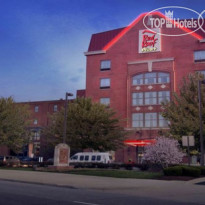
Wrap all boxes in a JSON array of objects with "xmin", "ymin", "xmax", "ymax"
[{"xmin": 0, "ymin": 169, "xmax": 204, "ymax": 204}]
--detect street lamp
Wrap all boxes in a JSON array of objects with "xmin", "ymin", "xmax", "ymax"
[
  {"xmin": 198, "ymin": 79, "xmax": 205, "ymax": 166},
  {"xmin": 63, "ymin": 92, "xmax": 73, "ymax": 144}
]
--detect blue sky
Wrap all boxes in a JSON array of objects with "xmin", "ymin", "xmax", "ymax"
[{"xmin": 0, "ymin": 0, "xmax": 204, "ymax": 102}]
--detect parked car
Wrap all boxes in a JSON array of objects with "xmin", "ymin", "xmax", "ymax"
[
  {"xmin": 46, "ymin": 158, "xmax": 54, "ymax": 165},
  {"xmin": 0, "ymin": 156, "xmax": 20, "ymax": 167},
  {"xmin": 20, "ymin": 157, "xmax": 38, "ymax": 167}
]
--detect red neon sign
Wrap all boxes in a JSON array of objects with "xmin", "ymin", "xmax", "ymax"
[
  {"xmin": 124, "ymin": 139, "xmax": 156, "ymax": 147},
  {"xmin": 102, "ymin": 11, "xmax": 203, "ymax": 51}
]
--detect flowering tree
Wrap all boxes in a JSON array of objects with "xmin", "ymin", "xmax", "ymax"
[{"xmin": 142, "ymin": 137, "xmax": 185, "ymax": 168}]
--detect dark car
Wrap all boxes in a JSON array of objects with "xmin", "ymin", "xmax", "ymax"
[{"xmin": 20, "ymin": 157, "xmax": 38, "ymax": 167}]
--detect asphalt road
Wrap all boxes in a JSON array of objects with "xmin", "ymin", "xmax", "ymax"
[{"xmin": 0, "ymin": 180, "xmax": 203, "ymax": 205}]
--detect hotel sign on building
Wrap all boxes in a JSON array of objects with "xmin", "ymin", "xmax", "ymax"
[{"xmin": 138, "ymin": 28, "xmax": 161, "ymax": 53}]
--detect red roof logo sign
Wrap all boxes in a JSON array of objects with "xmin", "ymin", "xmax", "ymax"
[{"xmin": 139, "ymin": 28, "xmax": 161, "ymax": 53}]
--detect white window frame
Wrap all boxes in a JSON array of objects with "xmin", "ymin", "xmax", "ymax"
[
  {"xmin": 132, "ymin": 113, "xmax": 168, "ymax": 128},
  {"xmin": 34, "ymin": 106, "xmax": 39, "ymax": 112},
  {"xmin": 132, "ymin": 93, "xmax": 143, "ymax": 106},
  {"xmin": 100, "ymin": 78, "xmax": 110, "ymax": 88},
  {"xmin": 145, "ymin": 113, "xmax": 157, "ymax": 127},
  {"xmin": 132, "ymin": 72, "xmax": 170, "ymax": 85},
  {"xmin": 158, "ymin": 91, "xmax": 170, "ymax": 104},
  {"xmin": 54, "ymin": 105, "xmax": 58, "ymax": 112},
  {"xmin": 101, "ymin": 60, "xmax": 111, "ymax": 70},
  {"xmin": 194, "ymin": 50, "xmax": 205, "ymax": 62},
  {"xmin": 145, "ymin": 92, "xmax": 157, "ymax": 105},
  {"xmin": 100, "ymin": 98, "xmax": 110, "ymax": 105},
  {"xmin": 132, "ymin": 113, "xmax": 143, "ymax": 128}
]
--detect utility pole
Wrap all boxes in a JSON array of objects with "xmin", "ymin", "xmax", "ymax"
[
  {"xmin": 63, "ymin": 92, "xmax": 73, "ymax": 144},
  {"xmin": 198, "ymin": 80, "xmax": 205, "ymax": 166}
]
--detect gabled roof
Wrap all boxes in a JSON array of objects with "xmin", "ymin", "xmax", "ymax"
[
  {"xmin": 88, "ymin": 27, "xmax": 125, "ymax": 52},
  {"xmin": 87, "ymin": 12, "xmax": 205, "ymax": 54}
]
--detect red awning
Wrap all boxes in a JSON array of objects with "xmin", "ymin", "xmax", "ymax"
[{"xmin": 124, "ymin": 139, "xmax": 156, "ymax": 147}]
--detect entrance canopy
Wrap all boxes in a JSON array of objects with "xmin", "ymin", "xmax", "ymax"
[{"xmin": 124, "ymin": 139, "xmax": 156, "ymax": 147}]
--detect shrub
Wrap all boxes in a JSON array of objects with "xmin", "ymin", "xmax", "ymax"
[
  {"xmin": 200, "ymin": 167, "xmax": 205, "ymax": 175},
  {"xmin": 124, "ymin": 164, "xmax": 133, "ymax": 170},
  {"xmin": 182, "ymin": 166, "xmax": 201, "ymax": 177},
  {"xmin": 164, "ymin": 165, "xmax": 201, "ymax": 177},
  {"xmin": 163, "ymin": 166, "xmax": 183, "ymax": 176},
  {"xmin": 193, "ymin": 166, "xmax": 205, "ymax": 176},
  {"xmin": 138, "ymin": 163, "xmax": 149, "ymax": 171}
]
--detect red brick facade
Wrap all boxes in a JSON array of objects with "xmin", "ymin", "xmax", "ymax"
[
  {"xmin": 19, "ymin": 90, "xmax": 85, "ymax": 158},
  {"xmin": 20, "ymin": 99, "xmax": 65, "ymax": 158},
  {"xmin": 85, "ymin": 13, "xmax": 205, "ymax": 163}
]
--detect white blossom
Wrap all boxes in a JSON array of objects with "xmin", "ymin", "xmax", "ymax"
[{"xmin": 142, "ymin": 137, "xmax": 185, "ymax": 168}]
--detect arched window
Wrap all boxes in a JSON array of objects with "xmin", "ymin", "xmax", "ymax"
[{"xmin": 132, "ymin": 72, "xmax": 170, "ymax": 85}]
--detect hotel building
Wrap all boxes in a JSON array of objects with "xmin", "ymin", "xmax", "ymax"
[{"xmin": 85, "ymin": 12, "xmax": 205, "ymax": 163}]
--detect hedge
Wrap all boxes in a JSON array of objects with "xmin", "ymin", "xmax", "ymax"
[
  {"xmin": 163, "ymin": 166, "xmax": 183, "ymax": 176},
  {"xmin": 194, "ymin": 166, "xmax": 205, "ymax": 176},
  {"xmin": 163, "ymin": 165, "xmax": 201, "ymax": 177},
  {"xmin": 182, "ymin": 166, "xmax": 201, "ymax": 177}
]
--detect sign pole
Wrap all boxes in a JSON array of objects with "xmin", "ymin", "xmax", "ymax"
[{"xmin": 187, "ymin": 136, "xmax": 190, "ymax": 166}]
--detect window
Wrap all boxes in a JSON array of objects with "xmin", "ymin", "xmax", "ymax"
[
  {"xmin": 33, "ymin": 119, "xmax": 38, "ymax": 125},
  {"xmin": 145, "ymin": 92, "xmax": 157, "ymax": 105},
  {"xmin": 100, "ymin": 78, "xmax": 110, "ymax": 89},
  {"xmin": 101, "ymin": 60, "xmax": 111, "ymax": 70},
  {"xmin": 159, "ymin": 114, "xmax": 168, "ymax": 127},
  {"xmin": 132, "ymin": 91, "xmax": 170, "ymax": 106},
  {"xmin": 54, "ymin": 105, "xmax": 58, "ymax": 112},
  {"xmin": 158, "ymin": 72, "xmax": 170, "ymax": 83},
  {"xmin": 132, "ymin": 72, "xmax": 170, "ymax": 85},
  {"xmin": 132, "ymin": 113, "xmax": 168, "ymax": 128},
  {"xmin": 91, "ymin": 156, "xmax": 96, "ymax": 161},
  {"xmin": 34, "ymin": 106, "xmax": 39, "ymax": 112},
  {"xmin": 198, "ymin": 70, "xmax": 205, "ymax": 77},
  {"xmin": 72, "ymin": 155, "xmax": 78, "ymax": 160},
  {"xmin": 132, "ymin": 113, "xmax": 143, "ymax": 128},
  {"xmin": 132, "ymin": 93, "xmax": 143, "ymax": 106},
  {"xmin": 97, "ymin": 156, "xmax": 101, "ymax": 161},
  {"xmin": 133, "ymin": 74, "xmax": 143, "ymax": 85},
  {"xmin": 145, "ymin": 113, "xmax": 157, "ymax": 127},
  {"xmin": 144, "ymin": 72, "xmax": 157, "ymax": 84},
  {"xmin": 100, "ymin": 98, "xmax": 110, "ymax": 105},
  {"xmin": 194, "ymin": 50, "xmax": 205, "ymax": 62},
  {"xmin": 158, "ymin": 91, "xmax": 170, "ymax": 104},
  {"xmin": 80, "ymin": 156, "xmax": 84, "ymax": 161},
  {"xmin": 33, "ymin": 130, "xmax": 40, "ymax": 141},
  {"xmin": 85, "ymin": 156, "xmax": 89, "ymax": 161}
]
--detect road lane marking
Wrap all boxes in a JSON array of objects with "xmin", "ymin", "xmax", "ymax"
[{"xmin": 73, "ymin": 201, "xmax": 100, "ymax": 205}]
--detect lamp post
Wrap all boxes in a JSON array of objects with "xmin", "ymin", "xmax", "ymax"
[
  {"xmin": 198, "ymin": 80, "xmax": 205, "ymax": 166},
  {"xmin": 63, "ymin": 92, "xmax": 73, "ymax": 144}
]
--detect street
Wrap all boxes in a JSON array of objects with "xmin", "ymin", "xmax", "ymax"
[{"xmin": 0, "ymin": 180, "xmax": 203, "ymax": 205}]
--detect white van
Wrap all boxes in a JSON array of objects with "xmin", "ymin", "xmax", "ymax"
[{"xmin": 70, "ymin": 152, "xmax": 113, "ymax": 164}]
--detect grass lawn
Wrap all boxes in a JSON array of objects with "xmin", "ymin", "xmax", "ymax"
[
  {"xmin": 0, "ymin": 167, "xmax": 33, "ymax": 171},
  {"xmin": 64, "ymin": 169, "xmax": 163, "ymax": 179},
  {"xmin": 0, "ymin": 166, "xmax": 162, "ymax": 179}
]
